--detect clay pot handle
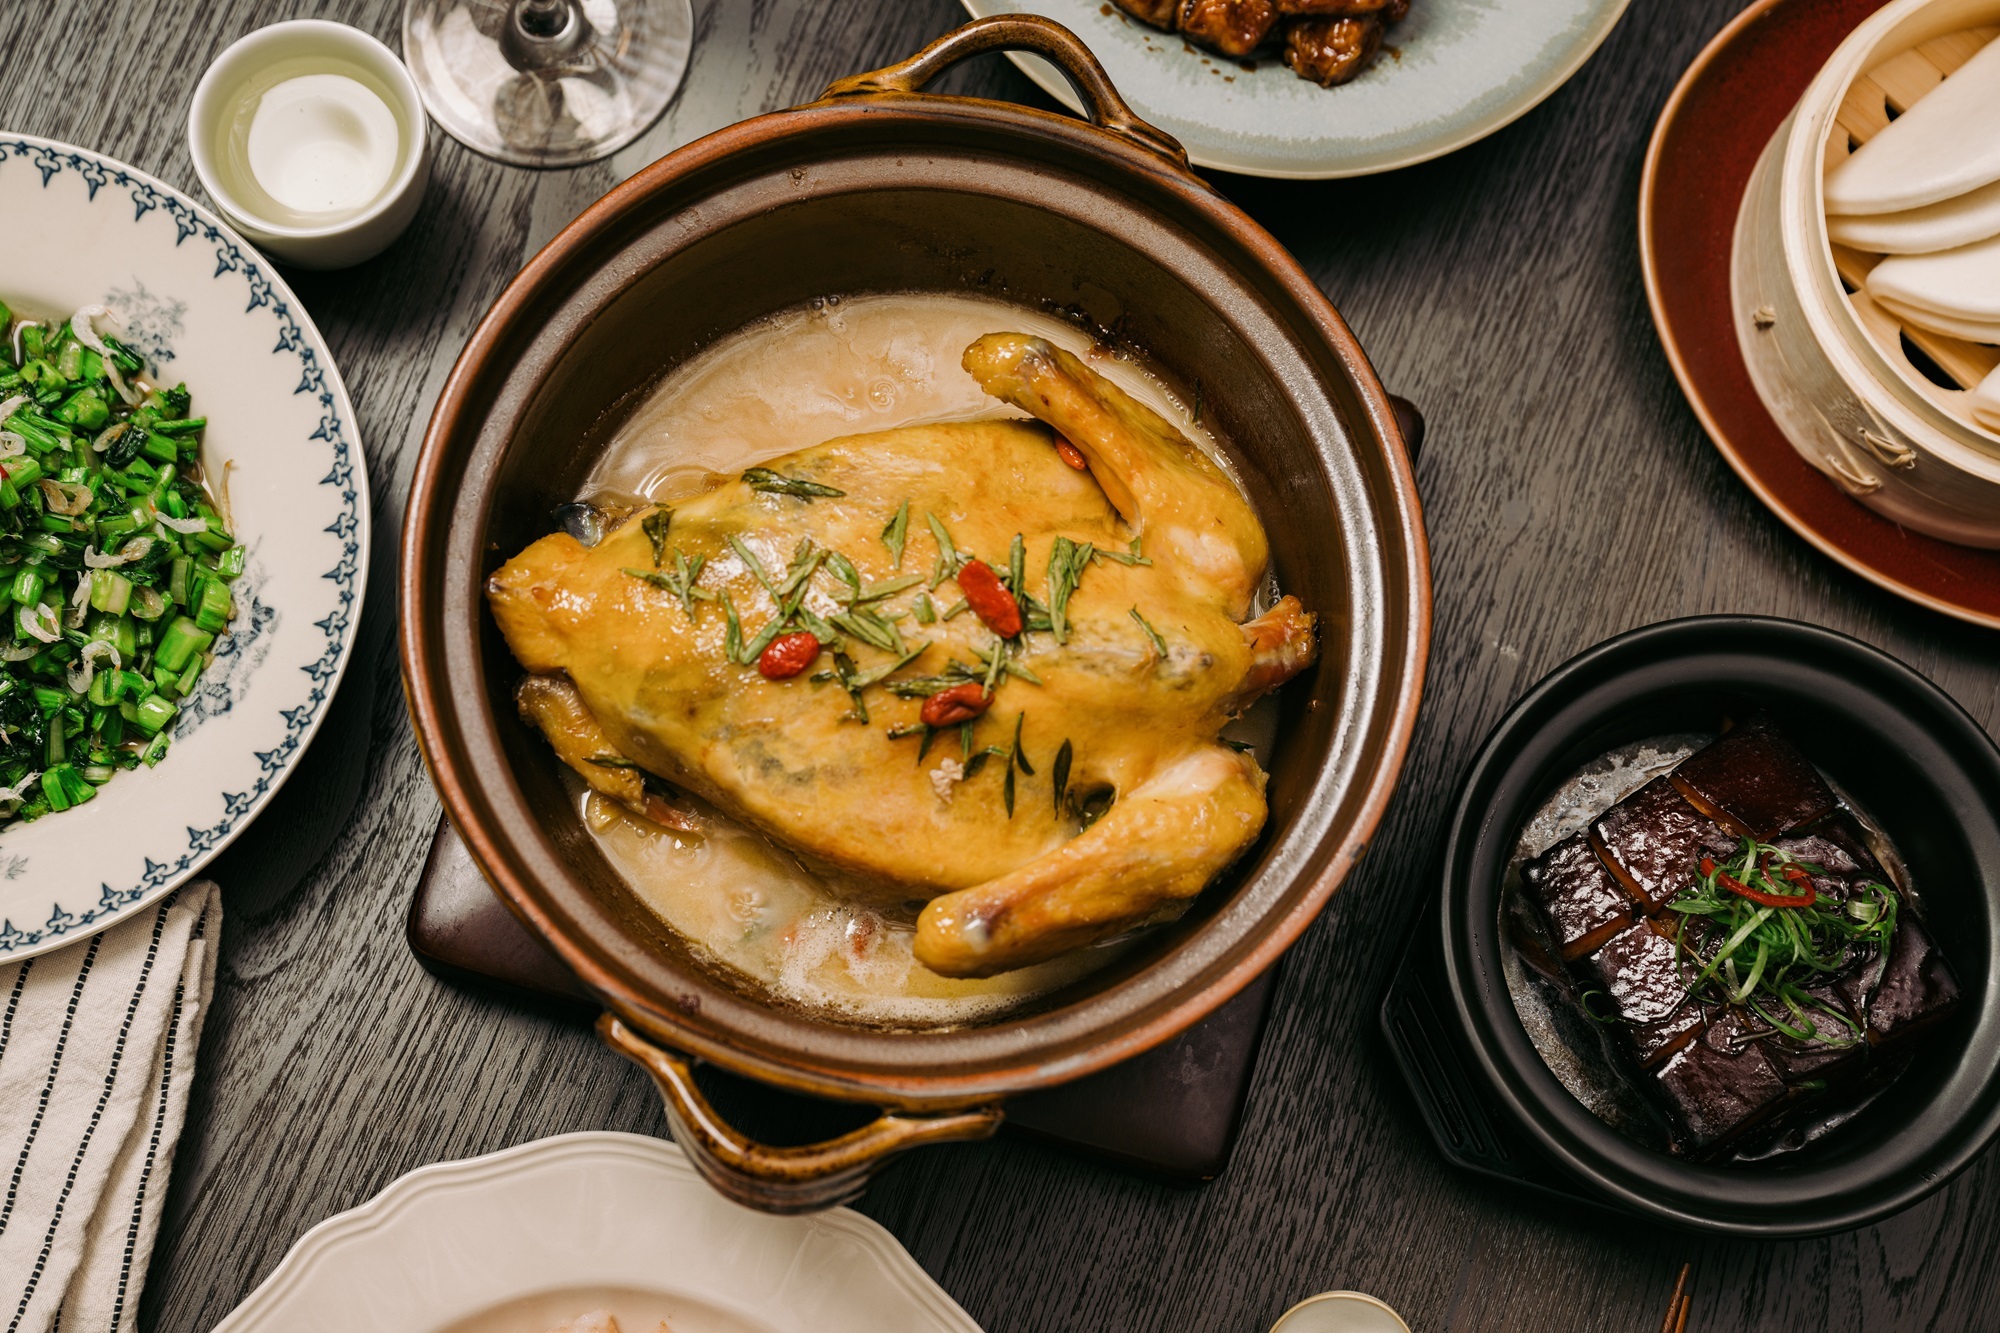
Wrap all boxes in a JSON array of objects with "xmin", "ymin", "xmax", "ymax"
[
  {"xmin": 819, "ymin": 14, "xmax": 1191, "ymax": 172},
  {"xmin": 598, "ymin": 1013, "xmax": 1004, "ymax": 1214},
  {"xmin": 1389, "ymin": 395, "xmax": 1425, "ymax": 462}
]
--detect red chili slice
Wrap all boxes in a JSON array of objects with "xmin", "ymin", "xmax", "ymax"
[
  {"xmin": 1701, "ymin": 855, "xmax": 1816, "ymax": 909},
  {"xmin": 955, "ymin": 558, "xmax": 1023, "ymax": 638},
  {"xmin": 1056, "ymin": 437, "xmax": 1088, "ymax": 471},
  {"xmin": 920, "ymin": 682, "xmax": 992, "ymax": 727},
  {"xmin": 756, "ymin": 631, "xmax": 821, "ymax": 680}
]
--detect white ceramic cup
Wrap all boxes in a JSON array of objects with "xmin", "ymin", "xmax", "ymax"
[
  {"xmin": 188, "ymin": 20, "xmax": 430, "ymax": 271},
  {"xmin": 1269, "ymin": 1291, "xmax": 1414, "ymax": 1333}
]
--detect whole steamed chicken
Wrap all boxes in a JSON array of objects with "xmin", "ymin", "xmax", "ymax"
[{"xmin": 488, "ymin": 333, "xmax": 1317, "ymax": 978}]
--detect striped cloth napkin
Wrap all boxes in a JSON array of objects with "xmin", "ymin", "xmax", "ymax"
[{"xmin": 0, "ymin": 883, "xmax": 218, "ymax": 1333}]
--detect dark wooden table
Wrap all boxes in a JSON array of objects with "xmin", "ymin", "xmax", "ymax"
[{"xmin": 6, "ymin": 1, "xmax": 1998, "ymax": 1328}]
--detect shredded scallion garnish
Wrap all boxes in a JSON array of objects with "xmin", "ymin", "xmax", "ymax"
[{"xmin": 1665, "ymin": 837, "xmax": 1896, "ymax": 1044}]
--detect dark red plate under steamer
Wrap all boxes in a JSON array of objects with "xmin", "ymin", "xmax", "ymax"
[{"xmin": 1640, "ymin": 0, "xmax": 2000, "ymax": 630}]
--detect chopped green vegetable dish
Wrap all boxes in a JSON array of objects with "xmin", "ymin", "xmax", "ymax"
[{"xmin": 0, "ymin": 300, "xmax": 243, "ymax": 822}]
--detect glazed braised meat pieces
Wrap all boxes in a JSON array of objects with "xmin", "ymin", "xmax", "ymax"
[
  {"xmin": 1855, "ymin": 915, "xmax": 1962, "ymax": 1048},
  {"xmin": 1770, "ymin": 815, "xmax": 1885, "ymax": 906},
  {"xmin": 1571, "ymin": 920, "xmax": 1708, "ymax": 1068},
  {"xmin": 1521, "ymin": 832, "xmax": 1632, "ymax": 960},
  {"xmin": 1282, "ymin": 17, "xmax": 1383, "ymax": 86},
  {"xmin": 1652, "ymin": 1016, "xmax": 1791, "ymax": 1154},
  {"xmin": 1110, "ymin": 0, "xmax": 1182, "ymax": 28},
  {"xmin": 1113, "ymin": 0, "xmax": 1410, "ymax": 86},
  {"xmin": 1177, "ymin": 0, "xmax": 1280, "ymax": 57},
  {"xmin": 1517, "ymin": 716, "xmax": 1961, "ymax": 1159},
  {"xmin": 1277, "ymin": 0, "xmax": 1408, "ymax": 14},
  {"xmin": 1672, "ymin": 712, "xmax": 1836, "ymax": 839},
  {"xmin": 1748, "ymin": 981, "xmax": 1869, "ymax": 1084},
  {"xmin": 1589, "ymin": 777, "xmax": 1738, "ymax": 913}
]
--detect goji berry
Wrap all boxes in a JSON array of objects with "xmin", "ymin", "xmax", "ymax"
[
  {"xmin": 1056, "ymin": 437, "xmax": 1088, "ymax": 470},
  {"xmin": 956, "ymin": 558, "xmax": 1023, "ymax": 637},
  {"xmin": 921, "ymin": 682, "xmax": 992, "ymax": 727},
  {"xmin": 757, "ymin": 631, "xmax": 821, "ymax": 680}
]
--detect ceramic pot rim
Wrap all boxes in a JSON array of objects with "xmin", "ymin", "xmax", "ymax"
[{"xmin": 401, "ymin": 89, "xmax": 1430, "ymax": 1104}]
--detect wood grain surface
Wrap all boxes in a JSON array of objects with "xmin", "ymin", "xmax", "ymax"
[{"xmin": 5, "ymin": 0, "xmax": 1999, "ymax": 1329}]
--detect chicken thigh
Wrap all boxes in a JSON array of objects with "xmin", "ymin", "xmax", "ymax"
[{"xmin": 488, "ymin": 333, "xmax": 1316, "ymax": 978}]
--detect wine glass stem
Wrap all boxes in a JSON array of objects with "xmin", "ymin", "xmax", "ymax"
[
  {"xmin": 517, "ymin": 0, "xmax": 570, "ymax": 38},
  {"xmin": 504, "ymin": 0, "xmax": 590, "ymax": 69}
]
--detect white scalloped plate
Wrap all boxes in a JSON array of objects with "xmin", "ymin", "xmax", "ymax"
[
  {"xmin": 961, "ymin": 0, "xmax": 1634, "ymax": 179},
  {"xmin": 213, "ymin": 1133, "xmax": 982, "ymax": 1333},
  {"xmin": 0, "ymin": 134, "xmax": 366, "ymax": 960}
]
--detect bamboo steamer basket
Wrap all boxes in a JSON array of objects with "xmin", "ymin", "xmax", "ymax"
[{"xmin": 1732, "ymin": 0, "xmax": 2000, "ymax": 548}]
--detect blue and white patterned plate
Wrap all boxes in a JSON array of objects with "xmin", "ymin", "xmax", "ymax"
[
  {"xmin": 962, "ymin": 0, "xmax": 1634, "ymax": 179},
  {"xmin": 0, "ymin": 134, "xmax": 367, "ymax": 961}
]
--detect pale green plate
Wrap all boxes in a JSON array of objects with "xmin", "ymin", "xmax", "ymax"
[{"xmin": 961, "ymin": 0, "xmax": 1634, "ymax": 179}]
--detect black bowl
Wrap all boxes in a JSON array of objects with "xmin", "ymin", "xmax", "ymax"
[{"xmin": 1441, "ymin": 616, "xmax": 2000, "ymax": 1236}]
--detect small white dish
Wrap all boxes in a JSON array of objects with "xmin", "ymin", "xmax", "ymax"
[
  {"xmin": 213, "ymin": 1132, "xmax": 981, "ymax": 1332},
  {"xmin": 959, "ymin": 0, "xmax": 1633, "ymax": 179},
  {"xmin": 0, "ymin": 134, "xmax": 366, "ymax": 960},
  {"xmin": 189, "ymin": 20, "xmax": 430, "ymax": 270},
  {"xmin": 1270, "ymin": 1291, "xmax": 1413, "ymax": 1333}
]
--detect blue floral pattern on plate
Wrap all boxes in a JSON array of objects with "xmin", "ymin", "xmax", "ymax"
[{"xmin": 0, "ymin": 136, "xmax": 367, "ymax": 956}]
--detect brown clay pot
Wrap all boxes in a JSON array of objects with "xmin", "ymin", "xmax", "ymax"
[{"xmin": 400, "ymin": 15, "xmax": 1429, "ymax": 1213}]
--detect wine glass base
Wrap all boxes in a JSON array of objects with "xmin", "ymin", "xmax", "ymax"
[{"xmin": 403, "ymin": 0, "xmax": 693, "ymax": 168}]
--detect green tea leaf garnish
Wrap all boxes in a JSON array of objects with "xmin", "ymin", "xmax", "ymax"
[
  {"xmin": 623, "ymin": 551, "xmax": 709, "ymax": 617},
  {"xmin": 832, "ymin": 649, "xmax": 869, "ymax": 723},
  {"xmin": 1045, "ymin": 537, "xmax": 1096, "ymax": 644},
  {"xmin": 775, "ymin": 539, "xmax": 824, "ymax": 599},
  {"xmin": 740, "ymin": 611, "xmax": 788, "ymax": 665},
  {"xmin": 1129, "ymin": 607, "xmax": 1169, "ymax": 657},
  {"xmin": 744, "ymin": 467, "xmax": 845, "ymax": 499},
  {"xmin": 824, "ymin": 549, "xmax": 861, "ymax": 594},
  {"xmin": 1095, "ymin": 534, "xmax": 1152, "ymax": 567},
  {"xmin": 851, "ymin": 574, "xmax": 924, "ymax": 605},
  {"xmin": 926, "ymin": 512, "xmax": 963, "ymax": 589},
  {"xmin": 721, "ymin": 591, "xmax": 744, "ymax": 663},
  {"xmin": 641, "ymin": 508, "xmax": 672, "ymax": 567},
  {"xmin": 882, "ymin": 500, "xmax": 910, "ymax": 569},
  {"xmin": 847, "ymin": 641, "xmax": 930, "ymax": 689},
  {"xmin": 830, "ymin": 608, "xmax": 901, "ymax": 655},
  {"xmin": 726, "ymin": 535, "xmax": 774, "ymax": 594}
]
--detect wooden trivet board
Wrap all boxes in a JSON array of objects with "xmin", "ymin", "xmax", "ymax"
[
  {"xmin": 407, "ymin": 816, "xmax": 1276, "ymax": 1181},
  {"xmin": 1379, "ymin": 896, "xmax": 1602, "ymax": 1211}
]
